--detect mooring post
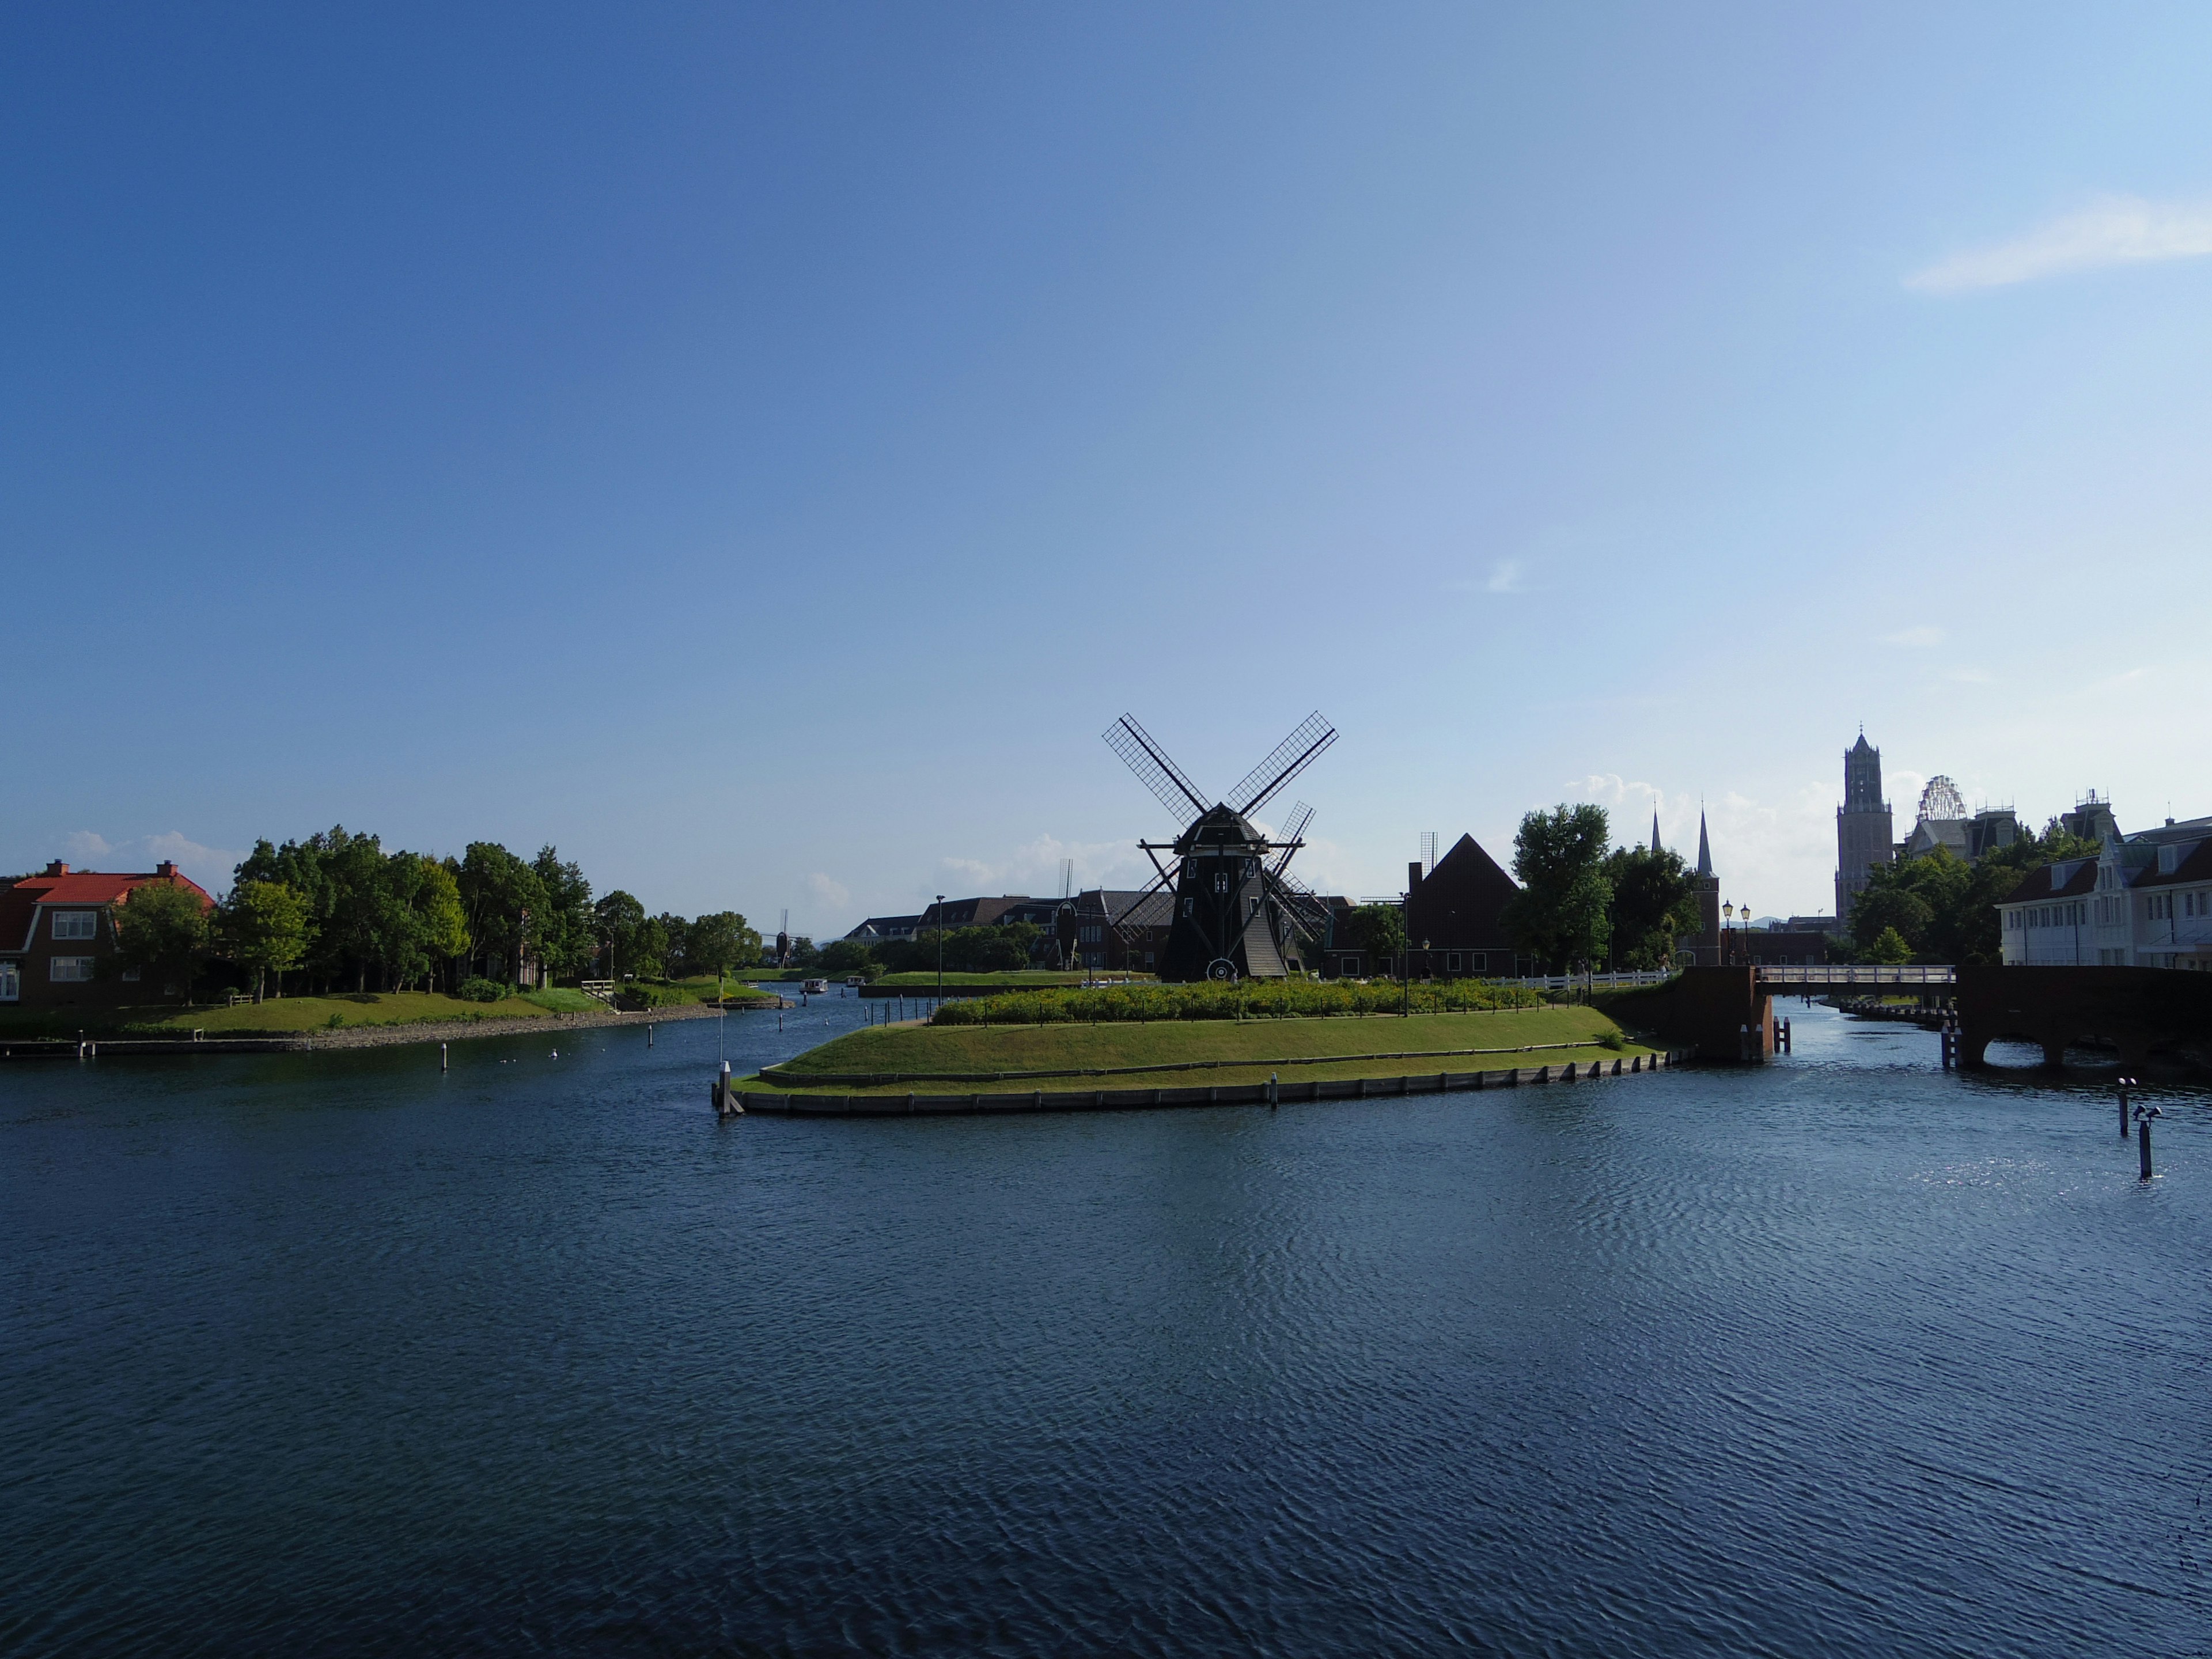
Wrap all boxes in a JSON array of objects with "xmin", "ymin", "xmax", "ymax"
[
  {"xmin": 440, "ymin": 1041, "xmax": 448, "ymax": 1073},
  {"xmin": 2138, "ymin": 1107, "xmax": 2155, "ymax": 1180},
  {"xmin": 648, "ymin": 1021, "xmax": 654, "ymax": 1047},
  {"xmin": 2119, "ymin": 1077, "xmax": 2132, "ymax": 1139},
  {"xmin": 1268, "ymin": 1071, "xmax": 1279, "ymax": 1108}
]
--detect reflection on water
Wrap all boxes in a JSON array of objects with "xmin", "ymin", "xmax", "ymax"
[{"xmin": 2, "ymin": 998, "xmax": 2207, "ymax": 1657}]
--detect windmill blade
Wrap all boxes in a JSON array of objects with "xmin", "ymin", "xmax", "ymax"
[
  {"xmin": 1266, "ymin": 868, "xmax": 1335, "ymax": 941},
  {"xmin": 1232, "ymin": 712, "xmax": 1337, "ymax": 816},
  {"xmin": 1269, "ymin": 802, "xmax": 1314, "ymax": 876},
  {"xmin": 1109, "ymin": 866, "xmax": 1179, "ymax": 945},
  {"xmin": 1104, "ymin": 714, "xmax": 1210, "ymax": 820}
]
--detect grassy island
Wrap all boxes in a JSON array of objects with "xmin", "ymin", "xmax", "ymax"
[{"xmin": 752, "ymin": 1004, "xmax": 1652, "ymax": 1095}]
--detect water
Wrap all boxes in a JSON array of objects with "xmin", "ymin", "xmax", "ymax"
[{"xmin": 3, "ymin": 998, "xmax": 2207, "ymax": 1656}]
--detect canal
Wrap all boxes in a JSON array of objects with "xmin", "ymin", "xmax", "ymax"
[{"xmin": 2, "ymin": 997, "xmax": 2206, "ymax": 1656}]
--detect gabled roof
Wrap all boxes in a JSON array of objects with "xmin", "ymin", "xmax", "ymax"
[
  {"xmin": 2133, "ymin": 839, "xmax": 2212, "ymax": 889},
  {"xmin": 2001, "ymin": 859, "xmax": 2099, "ymax": 904}
]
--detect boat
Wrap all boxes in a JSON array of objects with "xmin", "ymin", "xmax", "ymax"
[{"xmin": 802, "ymin": 979, "xmax": 829, "ymax": 995}]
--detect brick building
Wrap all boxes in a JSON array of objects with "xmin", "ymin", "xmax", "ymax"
[{"xmin": 0, "ymin": 861, "xmax": 217, "ymax": 1009}]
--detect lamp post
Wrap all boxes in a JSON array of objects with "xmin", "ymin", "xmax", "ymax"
[
  {"xmin": 1723, "ymin": 900, "xmax": 1735, "ymax": 965},
  {"xmin": 935, "ymin": 893, "xmax": 945, "ymax": 1011}
]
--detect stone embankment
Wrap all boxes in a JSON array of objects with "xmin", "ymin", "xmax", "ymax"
[{"xmin": 737, "ymin": 1049, "xmax": 1690, "ymax": 1116}]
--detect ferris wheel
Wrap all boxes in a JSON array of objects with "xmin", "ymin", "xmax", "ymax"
[{"xmin": 1916, "ymin": 775, "xmax": 1967, "ymax": 822}]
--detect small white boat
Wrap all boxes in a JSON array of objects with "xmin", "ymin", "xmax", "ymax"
[{"xmin": 802, "ymin": 979, "xmax": 829, "ymax": 995}]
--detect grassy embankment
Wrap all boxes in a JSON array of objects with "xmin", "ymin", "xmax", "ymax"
[
  {"xmin": 864, "ymin": 970, "xmax": 1149, "ymax": 988},
  {"xmin": 751, "ymin": 1005, "xmax": 1652, "ymax": 1094},
  {"xmin": 0, "ymin": 976, "xmax": 775, "ymax": 1039}
]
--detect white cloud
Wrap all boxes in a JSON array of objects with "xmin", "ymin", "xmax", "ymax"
[
  {"xmin": 64, "ymin": 830, "xmax": 115, "ymax": 861},
  {"xmin": 1907, "ymin": 196, "xmax": 2212, "ymax": 293},
  {"xmin": 1486, "ymin": 559, "xmax": 1525, "ymax": 594},
  {"xmin": 1883, "ymin": 624, "xmax": 1945, "ymax": 648},
  {"xmin": 937, "ymin": 833, "xmax": 1148, "ymax": 896},
  {"xmin": 805, "ymin": 872, "xmax": 850, "ymax": 910}
]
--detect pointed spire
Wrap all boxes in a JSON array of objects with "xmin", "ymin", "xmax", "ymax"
[
  {"xmin": 1696, "ymin": 809, "xmax": 1713, "ymax": 877},
  {"xmin": 1650, "ymin": 810, "xmax": 1662, "ymax": 853}
]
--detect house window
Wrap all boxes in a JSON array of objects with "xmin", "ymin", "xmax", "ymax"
[
  {"xmin": 1446, "ymin": 952, "xmax": 1463, "ymax": 973},
  {"xmin": 0, "ymin": 961, "xmax": 18, "ymax": 1001},
  {"xmin": 1143, "ymin": 952, "xmax": 1155, "ymax": 967},
  {"xmin": 50, "ymin": 956, "xmax": 95, "ymax": 983},
  {"xmin": 52, "ymin": 911, "xmax": 98, "ymax": 941}
]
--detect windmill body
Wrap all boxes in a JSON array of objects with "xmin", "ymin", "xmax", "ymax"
[{"xmin": 1104, "ymin": 713, "xmax": 1338, "ymax": 982}]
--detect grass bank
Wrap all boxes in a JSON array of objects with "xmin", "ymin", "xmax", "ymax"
[
  {"xmin": 753, "ymin": 1007, "xmax": 1649, "ymax": 1094},
  {"xmin": 0, "ymin": 989, "xmax": 575, "ymax": 1039},
  {"xmin": 867, "ymin": 971, "xmax": 1149, "ymax": 988}
]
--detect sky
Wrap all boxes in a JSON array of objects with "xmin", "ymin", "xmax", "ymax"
[{"xmin": 7, "ymin": 3, "xmax": 2212, "ymax": 935}]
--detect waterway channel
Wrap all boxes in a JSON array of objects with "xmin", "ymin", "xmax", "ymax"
[{"xmin": 3, "ymin": 995, "xmax": 2206, "ymax": 1656}]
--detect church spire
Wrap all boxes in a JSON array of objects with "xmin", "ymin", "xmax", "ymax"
[
  {"xmin": 1696, "ymin": 809, "xmax": 1713, "ymax": 877},
  {"xmin": 1650, "ymin": 810, "xmax": 1662, "ymax": 853}
]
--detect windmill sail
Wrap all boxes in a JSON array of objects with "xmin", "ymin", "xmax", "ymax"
[
  {"xmin": 1104, "ymin": 714, "xmax": 1209, "ymax": 820},
  {"xmin": 1231, "ymin": 713, "xmax": 1338, "ymax": 816}
]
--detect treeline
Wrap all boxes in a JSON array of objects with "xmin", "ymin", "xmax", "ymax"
[
  {"xmin": 118, "ymin": 826, "xmax": 764, "ymax": 1002},
  {"xmin": 1500, "ymin": 805, "xmax": 1702, "ymax": 974},
  {"xmin": 1845, "ymin": 822, "xmax": 2101, "ymax": 964},
  {"xmin": 816, "ymin": 924, "xmax": 1040, "ymax": 979}
]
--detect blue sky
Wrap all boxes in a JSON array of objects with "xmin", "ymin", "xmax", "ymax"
[{"xmin": 7, "ymin": 4, "xmax": 2212, "ymax": 933}]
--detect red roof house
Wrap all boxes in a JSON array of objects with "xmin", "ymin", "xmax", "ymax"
[{"xmin": 0, "ymin": 860, "xmax": 217, "ymax": 1010}]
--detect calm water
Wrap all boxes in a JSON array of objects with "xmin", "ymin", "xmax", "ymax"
[{"xmin": 3, "ymin": 997, "xmax": 2207, "ymax": 1657}]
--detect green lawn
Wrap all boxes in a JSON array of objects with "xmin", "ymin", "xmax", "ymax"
[
  {"xmin": 0, "ymin": 990, "xmax": 564, "ymax": 1038},
  {"xmin": 753, "ymin": 1006, "xmax": 1649, "ymax": 1093}
]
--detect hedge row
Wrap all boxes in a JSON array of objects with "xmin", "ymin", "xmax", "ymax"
[{"xmin": 926, "ymin": 978, "xmax": 1547, "ymax": 1026}]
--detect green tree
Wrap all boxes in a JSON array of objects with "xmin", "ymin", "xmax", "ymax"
[
  {"xmin": 1866, "ymin": 926, "xmax": 1914, "ymax": 965},
  {"xmin": 1600, "ymin": 844, "xmax": 1698, "ymax": 969},
  {"xmin": 529, "ymin": 846, "xmax": 595, "ymax": 979},
  {"xmin": 1339, "ymin": 903, "xmax": 1406, "ymax": 971},
  {"xmin": 220, "ymin": 880, "xmax": 313, "ymax": 1001},
  {"xmin": 113, "ymin": 882, "xmax": 213, "ymax": 1003},
  {"xmin": 817, "ymin": 938, "xmax": 879, "ymax": 978},
  {"xmin": 592, "ymin": 891, "xmax": 647, "ymax": 978},
  {"xmin": 457, "ymin": 843, "xmax": 547, "ymax": 986},
  {"xmin": 1503, "ymin": 804, "xmax": 1614, "ymax": 972},
  {"xmin": 686, "ymin": 911, "xmax": 761, "ymax": 986},
  {"xmin": 412, "ymin": 857, "xmax": 469, "ymax": 989}
]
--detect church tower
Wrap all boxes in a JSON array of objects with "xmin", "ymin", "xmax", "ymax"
[{"xmin": 1835, "ymin": 731, "xmax": 1893, "ymax": 924}]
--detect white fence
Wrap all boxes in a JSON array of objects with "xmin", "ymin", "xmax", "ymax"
[{"xmin": 1498, "ymin": 969, "xmax": 1673, "ymax": 992}]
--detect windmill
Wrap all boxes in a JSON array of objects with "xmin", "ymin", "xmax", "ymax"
[{"xmin": 1103, "ymin": 711, "xmax": 1338, "ymax": 982}]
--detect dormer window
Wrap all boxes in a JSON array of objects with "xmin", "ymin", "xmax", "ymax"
[{"xmin": 51, "ymin": 911, "xmax": 98, "ymax": 941}]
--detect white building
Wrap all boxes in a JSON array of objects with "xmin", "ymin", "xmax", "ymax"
[{"xmin": 1998, "ymin": 825, "xmax": 2212, "ymax": 969}]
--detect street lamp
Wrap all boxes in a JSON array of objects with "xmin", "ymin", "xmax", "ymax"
[
  {"xmin": 1722, "ymin": 901, "xmax": 1735, "ymax": 965},
  {"xmin": 935, "ymin": 893, "xmax": 945, "ymax": 1010}
]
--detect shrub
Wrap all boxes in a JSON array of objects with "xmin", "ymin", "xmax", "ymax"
[
  {"xmin": 927, "ymin": 978, "xmax": 1544, "ymax": 1027},
  {"xmin": 456, "ymin": 978, "xmax": 507, "ymax": 1003},
  {"xmin": 1599, "ymin": 1029, "xmax": 1626, "ymax": 1051},
  {"xmin": 622, "ymin": 982, "xmax": 686, "ymax": 1010}
]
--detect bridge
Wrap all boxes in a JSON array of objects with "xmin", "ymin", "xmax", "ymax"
[{"xmin": 1753, "ymin": 964, "xmax": 1953, "ymax": 988}]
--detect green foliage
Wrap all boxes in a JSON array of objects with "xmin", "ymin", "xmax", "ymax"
[
  {"xmin": 456, "ymin": 977, "xmax": 507, "ymax": 1002},
  {"xmin": 1866, "ymin": 926, "xmax": 1914, "ymax": 965},
  {"xmin": 529, "ymin": 847, "xmax": 596, "ymax": 979},
  {"xmin": 112, "ymin": 881, "xmax": 212, "ymax": 1001},
  {"xmin": 622, "ymin": 981, "xmax": 688, "ymax": 1009},
  {"xmin": 218, "ymin": 880, "xmax": 313, "ymax": 999},
  {"xmin": 686, "ymin": 911, "xmax": 762, "ymax": 980},
  {"xmin": 457, "ymin": 842, "xmax": 547, "ymax": 984},
  {"xmin": 1846, "ymin": 823, "xmax": 2104, "ymax": 965},
  {"xmin": 817, "ymin": 938, "xmax": 880, "ymax": 977},
  {"xmin": 884, "ymin": 925, "xmax": 1033, "ymax": 974},
  {"xmin": 1600, "ymin": 844, "xmax": 1697, "ymax": 969},
  {"xmin": 927, "ymin": 977, "xmax": 1544, "ymax": 1027},
  {"xmin": 1339, "ymin": 904, "xmax": 1406, "ymax": 965},
  {"xmin": 1503, "ymin": 804, "xmax": 1613, "ymax": 972}
]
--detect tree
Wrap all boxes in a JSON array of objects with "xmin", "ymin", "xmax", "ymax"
[
  {"xmin": 530, "ymin": 847, "xmax": 595, "ymax": 980},
  {"xmin": 411, "ymin": 858, "xmax": 469, "ymax": 989},
  {"xmin": 113, "ymin": 882, "xmax": 212, "ymax": 1003},
  {"xmin": 1600, "ymin": 844, "xmax": 1698, "ymax": 969},
  {"xmin": 652, "ymin": 912, "xmax": 694, "ymax": 977},
  {"xmin": 592, "ymin": 891, "xmax": 647, "ymax": 978},
  {"xmin": 687, "ymin": 912, "xmax": 762, "ymax": 984},
  {"xmin": 457, "ymin": 843, "xmax": 547, "ymax": 986},
  {"xmin": 220, "ymin": 881, "xmax": 313, "ymax": 1001},
  {"xmin": 818, "ymin": 939, "xmax": 879, "ymax": 978},
  {"xmin": 1339, "ymin": 904, "xmax": 1406, "ymax": 971},
  {"xmin": 1502, "ymin": 804, "xmax": 1613, "ymax": 972},
  {"xmin": 1866, "ymin": 926, "xmax": 1914, "ymax": 965}
]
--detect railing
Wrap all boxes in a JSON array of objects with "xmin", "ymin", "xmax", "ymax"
[
  {"xmin": 1755, "ymin": 963, "xmax": 1956, "ymax": 985},
  {"xmin": 579, "ymin": 979, "xmax": 619, "ymax": 1007},
  {"xmin": 1499, "ymin": 969, "xmax": 1673, "ymax": 991}
]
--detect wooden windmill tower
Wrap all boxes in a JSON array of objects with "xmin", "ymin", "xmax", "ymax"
[{"xmin": 1103, "ymin": 712, "xmax": 1338, "ymax": 982}]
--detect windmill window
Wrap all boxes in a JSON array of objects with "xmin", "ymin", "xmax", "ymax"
[{"xmin": 1182, "ymin": 897, "xmax": 1193, "ymax": 918}]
